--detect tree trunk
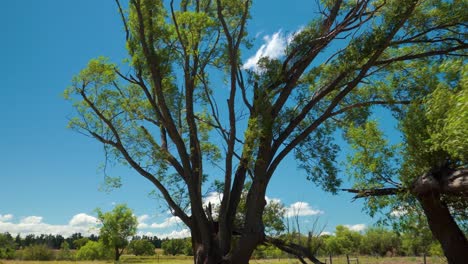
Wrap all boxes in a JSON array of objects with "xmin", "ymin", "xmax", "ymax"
[
  {"xmin": 114, "ymin": 246, "xmax": 120, "ymax": 261},
  {"xmin": 417, "ymin": 194, "xmax": 468, "ymax": 264},
  {"xmin": 193, "ymin": 242, "xmax": 219, "ymax": 264}
]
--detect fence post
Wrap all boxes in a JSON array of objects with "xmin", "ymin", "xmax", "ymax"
[
  {"xmin": 346, "ymin": 254, "xmax": 350, "ymax": 264},
  {"xmin": 423, "ymin": 253, "xmax": 427, "ymax": 264},
  {"xmin": 329, "ymin": 253, "xmax": 332, "ymax": 264}
]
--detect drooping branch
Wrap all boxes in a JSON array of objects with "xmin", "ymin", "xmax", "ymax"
[
  {"xmin": 265, "ymin": 236, "xmax": 325, "ymax": 264},
  {"xmin": 78, "ymin": 88, "xmax": 191, "ymax": 226}
]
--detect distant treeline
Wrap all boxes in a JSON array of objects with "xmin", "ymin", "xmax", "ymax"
[{"xmin": 0, "ymin": 232, "xmax": 163, "ymax": 250}]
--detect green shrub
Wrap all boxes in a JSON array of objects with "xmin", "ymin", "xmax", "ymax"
[
  {"xmin": 56, "ymin": 241, "xmax": 74, "ymax": 260},
  {"xmin": 76, "ymin": 240, "xmax": 112, "ymax": 260},
  {"xmin": 21, "ymin": 244, "xmax": 54, "ymax": 260},
  {"xmin": 161, "ymin": 239, "xmax": 186, "ymax": 256},
  {"xmin": 428, "ymin": 242, "xmax": 443, "ymax": 256},
  {"xmin": 128, "ymin": 239, "xmax": 155, "ymax": 256},
  {"xmin": 0, "ymin": 233, "xmax": 16, "ymax": 259}
]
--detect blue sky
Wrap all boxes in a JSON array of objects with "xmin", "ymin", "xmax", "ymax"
[{"xmin": 0, "ymin": 0, "xmax": 392, "ymax": 238}]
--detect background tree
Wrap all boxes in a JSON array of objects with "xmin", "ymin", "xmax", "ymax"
[
  {"xmin": 161, "ymin": 238, "xmax": 187, "ymax": 256},
  {"xmin": 65, "ymin": 0, "xmax": 466, "ymax": 263},
  {"xmin": 128, "ymin": 239, "xmax": 156, "ymax": 256},
  {"xmin": 0, "ymin": 233, "xmax": 16, "ymax": 259},
  {"xmin": 96, "ymin": 204, "xmax": 138, "ymax": 261},
  {"xmin": 73, "ymin": 237, "xmax": 90, "ymax": 250},
  {"xmin": 360, "ymin": 227, "xmax": 399, "ymax": 256},
  {"xmin": 56, "ymin": 241, "xmax": 74, "ymax": 261},
  {"xmin": 323, "ymin": 226, "xmax": 362, "ymax": 255},
  {"xmin": 75, "ymin": 240, "xmax": 113, "ymax": 261}
]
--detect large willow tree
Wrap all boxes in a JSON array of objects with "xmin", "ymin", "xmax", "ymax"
[{"xmin": 65, "ymin": 0, "xmax": 466, "ymax": 263}]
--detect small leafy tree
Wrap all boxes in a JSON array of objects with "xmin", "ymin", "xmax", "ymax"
[
  {"xmin": 162, "ymin": 238, "xmax": 186, "ymax": 256},
  {"xmin": 96, "ymin": 204, "xmax": 138, "ymax": 261},
  {"xmin": 128, "ymin": 239, "xmax": 155, "ymax": 256},
  {"xmin": 75, "ymin": 240, "xmax": 113, "ymax": 260},
  {"xmin": 360, "ymin": 227, "xmax": 399, "ymax": 256}
]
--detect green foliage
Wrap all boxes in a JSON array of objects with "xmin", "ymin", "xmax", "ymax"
[
  {"xmin": 323, "ymin": 226, "xmax": 362, "ymax": 255},
  {"xmin": 0, "ymin": 233, "xmax": 16, "ymax": 259},
  {"xmin": 253, "ymin": 244, "xmax": 284, "ymax": 259},
  {"xmin": 73, "ymin": 237, "xmax": 90, "ymax": 249},
  {"xmin": 65, "ymin": 0, "xmax": 466, "ymax": 260},
  {"xmin": 21, "ymin": 244, "xmax": 54, "ymax": 261},
  {"xmin": 128, "ymin": 239, "xmax": 156, "ymax": 256},
  {"xmin": 56, "ymin": 241, "xmax": 74, "ymax": 260},
  {"xmin": 96, "ymin": 204, "xmax": 138, "ymax": 260},
  {"xmin": 400, "ymin": 60, "xmax": 467, "ymax": 179},
  {"xmin": 161, "ymin": 238, "xmax": 190, "ymax": 256},
  {"xmin": 75, "ymin": 240, "xmax": 113, "ymax": 260},
  {"xmin": 229, "ymin": 182, "xmax": 286, "ymax": 236},
  {"xmin": 360, "ymin": 227, "xmax": 399, "ymax": 256}
]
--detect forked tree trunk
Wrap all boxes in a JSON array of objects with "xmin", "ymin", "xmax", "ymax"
[{"xmin": 417, "ymin": 194, "xmax": 468, "ymax": 264}]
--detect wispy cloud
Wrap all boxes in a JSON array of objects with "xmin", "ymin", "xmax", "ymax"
[
  {"xmin": 243, "ymin": 28, "xmax": 303, "ymax": 72},
  {"xmin": 243, "ymin": 31, "xmax": 286, "ymax": 72},
  {"xmin": 137, "ymin": 214, "xmax": 150, "ymax": 229},
  {"xmin": 344, "ymin": 224, "xmax": 366, "ymax": 232},
  {"xmin": 285, "ymin": 202, "xmax": 324, "ymax": 217},
  {"xmin": 0, "ymin": 214, "xmax": 13, "ymax": 222}
]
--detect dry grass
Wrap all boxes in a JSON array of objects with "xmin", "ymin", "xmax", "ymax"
[{"xmin": 0, "ymin": 255, "xmax": 447, "ymax": 264}]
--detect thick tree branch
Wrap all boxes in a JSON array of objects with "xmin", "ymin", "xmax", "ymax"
[
  {"xmin": 265, "ymin": 236, "xmax": 325, "ymax": 264},
  {"xmin": 343, "ymin": 169, "xmax": 468, "ymax": 200}
]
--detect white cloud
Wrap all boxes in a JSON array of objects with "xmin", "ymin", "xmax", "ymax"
[
  {"xmin": 20, "ymin": 216, "xmax": 43, "ymax": 225},
  {"xmin": 320, "ymin": 231, "xmax": 333, "ymax": 236},
  {"xmin": 243, "ymin": 31, "xmax": 286, "ymax": 72},
  {"xmin": 243, "ymin": 28, "xmax": 303, "ymax": 72},
  {"xmin": 158, "ymin": 229, "xmax": 191, "ymax": 239},
  {"xmin": 137, "ymin": 214, "xmax": 150, "ymax": 229},
  {"xmin": 265, "ymin": 196, "xmax": 282, "ymax": 205},
  {"xmin": 0, "ymin": 213, "xmax": 99, "ymax": 237},
  {"xmin": 150, "ymin": 216, "xmax": 182, "ymax": 229},
  {"xmin": 203, "ymin": 192, "xmax": 222, "ymax": 208},
  {"xmin": 344, "ymin": 224, "xmax": 366, "ymax": 232},
  {"xmin": 138, "ymin": 229, "xmax": 191, "ymax": 239},
  {"xmin": 285, "ymin": 202, "xmax": 324, "ymax": 217},
  {"xmin": 138, "ymin": 214, "xmax": 150, "ymax": 223},
  {"xmin": 0, "ymin": 214, "xmax": 13, "ymax": 222},
  {"xmin": 69, "ymin": 213, "xmax": 98, "ymax": 226}
]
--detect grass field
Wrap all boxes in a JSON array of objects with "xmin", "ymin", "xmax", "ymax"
[{"xmin": 0, "ymin": 255, "xmax": 448, "ymax": 264}]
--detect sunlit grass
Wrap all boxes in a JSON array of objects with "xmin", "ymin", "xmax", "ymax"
[{"xmin": 0, "ymin": 255, "xmax": 447, "ymax": 264}]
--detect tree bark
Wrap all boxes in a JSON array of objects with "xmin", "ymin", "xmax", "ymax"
[{"xmin": 417, "ymin": 194, "xmax": 468, "ymax": 264}]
